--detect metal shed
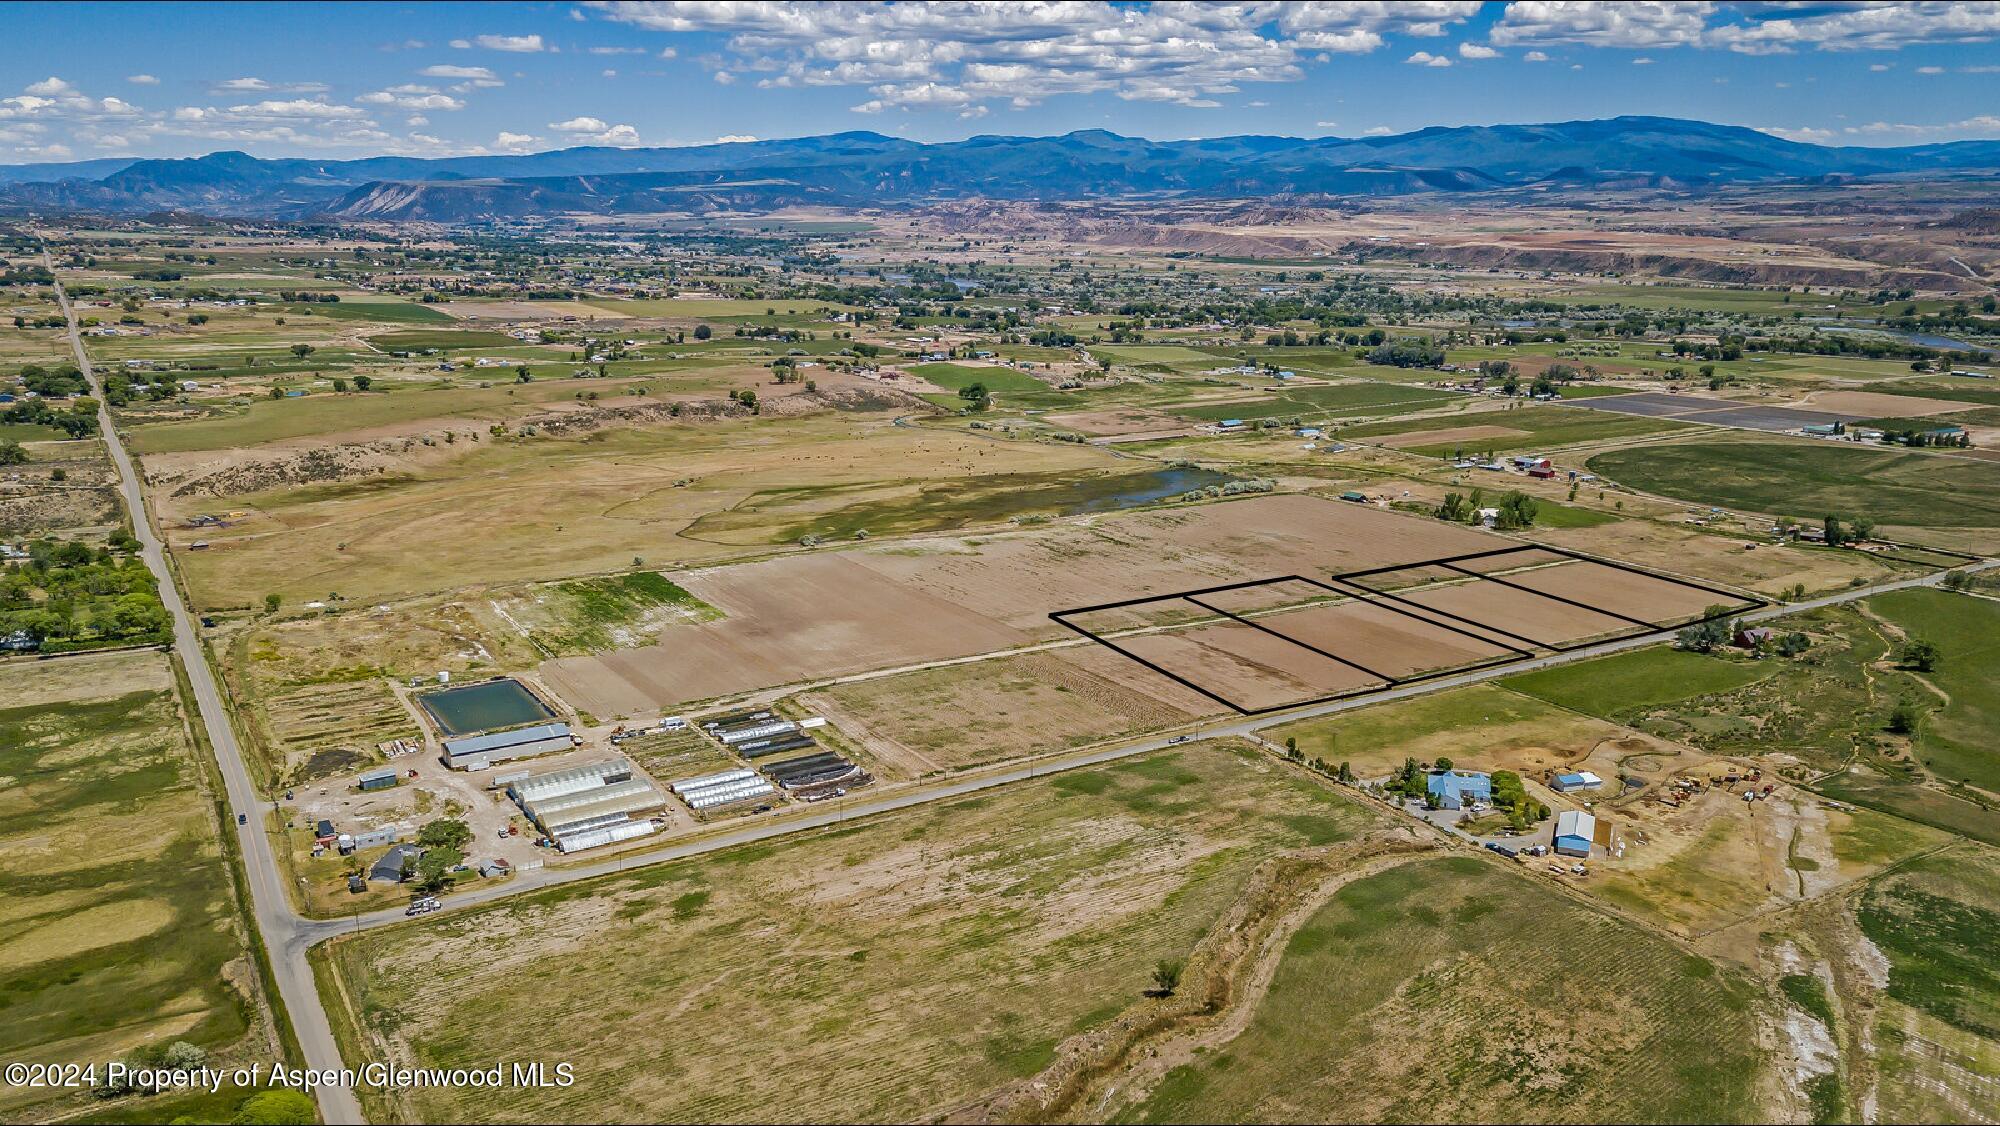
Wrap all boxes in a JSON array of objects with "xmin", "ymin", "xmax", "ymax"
[
  {"xmin": 1551, "ymin": 770, "xmax": 1603, "ymax": 793},
  {"xmin": 442, "ymin": 722, "xmax": 573, "ymax": 770},
  {"xmin": 1554, "ymin": 809, "xmax": 1597, "ymax": 857}
]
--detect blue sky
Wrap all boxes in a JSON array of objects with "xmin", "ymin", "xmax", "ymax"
[{"xmin": 4, "ymin": 2, "xmax": 1999, "ymax": 164}]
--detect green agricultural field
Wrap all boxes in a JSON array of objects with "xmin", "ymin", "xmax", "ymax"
[
  {"xmin": 0, "ymin": 420, "xmax": 69, "ymax": 442},
  {"xmin": 367, "ymin": 329, "xmax": 523, "ymax": 351},
  {"xmin": 1169, "ymin": 381, "xmax": 1454, "ymax": 423},
  {"xmin": 1856, "ymin": 409, "xmax": 2000, "ymax": 433},
  {"xmin": 1523, "ymin": 498, "xmax": 1624, "ymax": 527},
  {"xmin": 318, "ymin": 743, "xmax": 1386, "ymax": 1124},
  {"xmin": 283, "ymin": 300, "xmax": 456, "ymax": 325},
  {"xmin": 908, "ymin": 361, "xmax": 1047, "ymax": 393},
  {"xmin": 1342, "ymin": 403, "xmax": 1692, "ymax": 457},
  {"xmin": 1512, "ymin": 610, "xmax": 1890, "ymax": 765},
  {"xmin": 1857, "ymin": 850, "xmax": 2000, "ymax": 1046},
  {"xmin": 1089, "ymin": 344, "xmax": 1223, "ymax": 368},
  {"xmin": 1586, "ymin": 439, "xmax": 2000, "ymax": 531},
  {"xmin": 1866, "ymin": 588, "xmax": 2000, "ymax": 793},
  {"xmin": 579, "ymin": 298, "xmax": 837, "ymax": 319},
  {"xmin": 0, "ymin": 652, "xmax": 257, "ymax": 1122},
  {"xmin": 1115, "ymin": 856, "xmax": 1764, "ymax": 1124},
  {"xmin": 1504, "ymin": 647, "xmax": 1778, "ymax": 716},
  {"xmin": 1546, "ymin": 283, "xmax": 1829, "ymax": 316},
  {"xmin": 1233, "ymin": 346, "xmax": 1364, "ymax": 374},
  {"xmin": 1816, "ymin": 771, "xmax": 2000, "ymax": 847}
]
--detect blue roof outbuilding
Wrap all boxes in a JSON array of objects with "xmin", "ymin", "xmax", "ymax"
[
  {"xmin": 1551, "ymin": 770, "xmax": 1604, "ymax": 792},
  {"xmin": 1555, "ymin": 809, "xmax": 1597, "ymax": 857},
  {"xmin": 1427, "ymin": 770, "xmax": 1493, "ymax": 810}
]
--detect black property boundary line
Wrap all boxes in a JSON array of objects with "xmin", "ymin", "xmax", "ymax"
[
  {"xmin": 1049, "ymin": 575, "xmax": 1540, "ymax": 717},
  {"xmin": 1182, "ymin": 592, "xmax": 1399, "ymax": 683},
  {"xmin": 1049, "ymin": 544, "xmax": 1766, "ymax": 717},
  {"xmin": 1336, "ymin": 544, "xmax": 1760, "ymax": 652}
]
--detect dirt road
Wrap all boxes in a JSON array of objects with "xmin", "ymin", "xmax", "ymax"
[{"xmin": 48, "ymin": 255, "xmax": 366, "ymax": 1126}]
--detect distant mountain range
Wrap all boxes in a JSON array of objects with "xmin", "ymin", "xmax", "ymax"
[{"xmin": 3, "ymin": 116, "xmax": 1997, "ymax": 223}]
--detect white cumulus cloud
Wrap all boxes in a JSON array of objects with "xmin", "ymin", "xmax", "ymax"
[{"xmin": 467, "ymin": 33, "xmax": 547, "ymax": 52}]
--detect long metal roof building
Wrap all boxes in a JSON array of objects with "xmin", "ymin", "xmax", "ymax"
[
  {"xmin": 441, "ymin": 722, "xmax": 573, "ymax": 769},
  {"xmin": 509, "ymin": 757, "xmax": 632, "ymax": 805}
]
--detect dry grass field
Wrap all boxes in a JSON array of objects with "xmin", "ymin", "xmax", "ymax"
[
  {"xmin": 1533, "ymin": 518, "xmax": 1914, "ymax": 598},
  {"xmin": 800, "ymin": 649, "xmax": 1216, "ymax": 776},
  {"xmin": 223, "ymin": 597, "xmax": 536, "ymax": 787},
  {"xmin": 158, "ymin": 410, "xmax": 1115, "ymax": 610},
  {"xmin": 1267, "ymin": 682, "xmax": 1626, "ymax": 780},
  {"xmin": 319, "ymin": 742, "xmax": 1393, "ymax": 1124},
  {"xmin": 1593, "ymin": 786, "xmax": 1947, "ymax": 940}
]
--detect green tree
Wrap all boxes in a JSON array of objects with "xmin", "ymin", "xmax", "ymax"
[
  {"xmin": 1678, "ymin": 618, "xmax": 1730, "ymax": 653},
  {"xmin": 289, "ymin": 343, "xmax": 315, "ymax": 359},
  {"xmin": 1434, "ymin": 491, "xmax": 1472, "ymax": 523},
  {"xmin": 957, "ymin": 382, "xmax": 991, "ymax": 411},
  {"xmin": 232, "ymin": 1088, "xmax": 317, "ymax": 1125},
  {"xmin": 1898, "ymin": 638, "xmax": 1941, "ymax": 673},
  {"xmin": 413, "ymin": 850, "xmax": 458, "ymax": 892},
  {"xmin": 417, "ymin": 817, "xmax": 473, "ymax": 853},
  {"xmin": 1150, "ymin": 958, "xmax": 1184, "ymax": 996},
  {"xmin": 264, "ymin": 593, "xmax": 282, "ymax": 614},
  {"xmin": 1887, "ymin": 698, "xmax": 1925, "ymax": 735},
  {"xmin": 353, "ymin": 373, "xmax": 373, "ymax": 391},
  {"xmin": 0, "ymin": 441, "xmax": 26, "ymax": 467},
  {"xmin": 1494, "ymin": 490, "xmax": 1538, "ymax": 530},
  {"xmin": 692, "ymin": 323, "xmax": 712, "ymax": 340}
]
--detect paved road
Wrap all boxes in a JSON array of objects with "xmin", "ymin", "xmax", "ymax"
[
  {"xmin": 49, "ymin": 258, "xmax": 366, "ymax": 1126},
  {"xmin": 45, "ymin": 250, "xmax": 1997, "ymax": 1123}
]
